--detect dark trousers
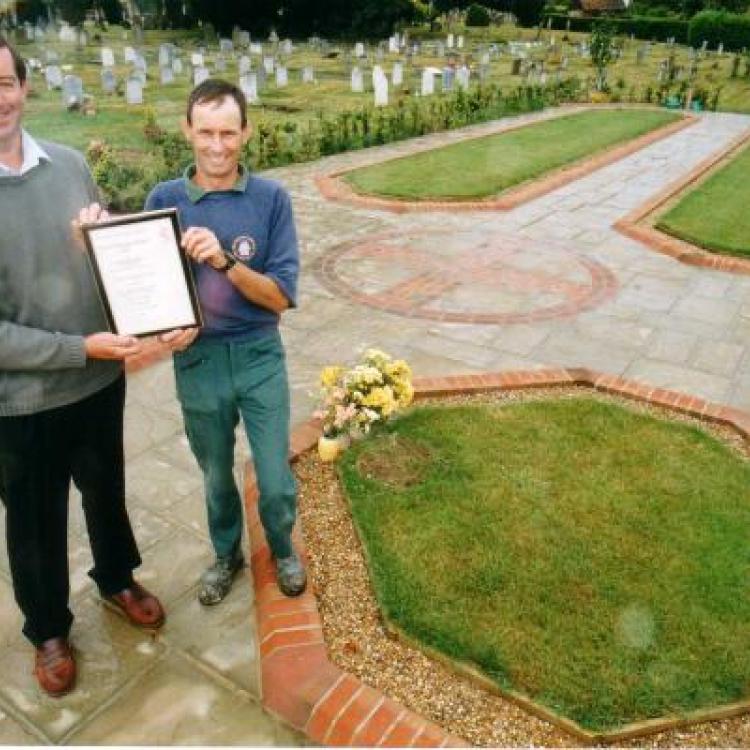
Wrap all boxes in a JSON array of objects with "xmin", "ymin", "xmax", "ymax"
[{"xmin": 0, "ymin": 375, "xmax": 141, "ymax": 646}]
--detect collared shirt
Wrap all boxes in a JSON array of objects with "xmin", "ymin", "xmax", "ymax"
[
  {"xmin": 182, "ymin": 163, "xmax": 250, "ymax": 204},
  {"xmin": 0, "ymin": 130, "xmax": 51, "ymax": 177}
]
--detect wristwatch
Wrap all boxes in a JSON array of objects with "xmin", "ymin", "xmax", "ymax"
[{"xmin": 217, "ymin": 250, "xmax": 237, "ymax": 273}]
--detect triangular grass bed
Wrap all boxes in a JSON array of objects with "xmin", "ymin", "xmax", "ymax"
[
  {"xmin": 656, "ymin": 142, "xmax": 750, "ymax": 260},
  {"xmin": 339, "ymin": 397, "xmax": 750, "ymax": 734}
]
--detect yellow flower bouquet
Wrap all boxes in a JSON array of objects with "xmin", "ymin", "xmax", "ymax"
[{"xmin": 314, "ymin": 349, "xmax": 414, "ymax": 440}]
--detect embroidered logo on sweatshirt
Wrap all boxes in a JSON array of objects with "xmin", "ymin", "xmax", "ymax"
[{"xmin": 232, "ymin": 235, "xmax": 257, "ymax": 260}]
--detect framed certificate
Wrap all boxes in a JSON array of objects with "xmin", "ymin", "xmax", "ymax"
[{"xmin": 82, "ymin": 208, "xmax": 203, "ymax": 337}]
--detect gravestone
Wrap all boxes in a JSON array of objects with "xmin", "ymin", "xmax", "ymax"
[
  {"xmin": 61, "ymin": 75, "xmax": 84, "ymax": 107},
  {"xmin": 442, "ymin": 65, "xmax": 455, "ymax": 91},
  {"xmin": 45, "ymin": 49, "xmax": 58, "ymax": 63},
  {"xmin": 281, "ymin": 39, "xmax": 292, "ymax": 55},
  {"xmin": 392, "ymin": 61, "xmax": 403, "ymax": 86},
  {"xmin": 239, "ymin": 55, "xmax": 251, "ymax": 75},
  {"xmin": 457, "ymin": 35, "xmax": 464, "ymax": 49},
  {"xmin": 158, "ymin": 44, "xmax": 171, "ymax": 67},
  {"xmin": 172, "ymin": 58, "xmax": 183, "ymax": 75},
  {"xmin": 263, "ymin": 56, "xmax": 274, "ymax": 74},
  {"xmin": 374, "ymin": 70, "xmax": 388, "ymax": 106},
  {"xmin": 436, "ymin": 42, "xmax": 445, "ymax": 57},
  {"xmin": 131, "ymin": 69, "xmax": 146, "ymax": 86},
  {"xmin": 456, "ymin": 65, "xmax": 470, "ymax": 90},
  {"xmin": 302, "ymin": 65, "xmax": 314, "ymax": 83},
  {"xmin": 421, "ymin": 68, "xmax": 435, "ymax": 96},
  {"xmin": 511, "ymin": 58, "xmax": 522, "ymax": 75},
  {"xmin": 351, "ymin": 67, "xmax": 364, "ymax": 92},
  {"xmin": 160, "ymin": 66, "xmax": 174, "ymax": 85},
  {"xmin": 191, "ymin": 52, "xmax": 204, "ymax": 67},
  {"xmin": 237, "ymin": 31, "xmax": 250, "ymax": 47},
  {"xmin": 275, "ymin": 65, "xmax": 288, "ymax": 87},
  {"xmin": 45, "ymin": 65, "xmax": 63, "ymax": 90},
  {"xmin": 388, "ymin": 36, "xmax": 399, "ymax": 54},
  {"xmin": 101, "ymin": 47, "xmax": 114, "ymax": 67},
  {"xmin": 239, "ymin": 72, "xmax": 258, "ymax": 103},
  {"xmin": 126, "ymin": 77, "xmax": 143, "ymax": 104},
  {"xmin": 215, "ymin": 56, "xmax": 227, "ymax": 73},
  {"xmin": 219, "ymin": 38, "xmax": 233, "ymax": 53},
  {"xmin": 250, "ymin": 42, "xmax": 263, "ymax": 55},
  {"xmin": 124, "ymin": 46, "xmax": 136, "ymax": 63},
  {"xmin": 133, "ymin": 54, "xmax": 147, "ymax": 74},
  {"xmin": 193, "ymin": 66, "xmax": 209, "ymax": 86},
  {"xmin": 717, "ymin": 42, "xmax": 724, "ymax": 55},
  {"xmin": 355, "ymin": 42, "xmax": 365, "ymax": 58},
  {"xmin": 101, "ymin": 68, "xmax": 116, "ymax": 93},
  {"xmin": 257, "ymin": 64, "xmax": 267, "ymax": 89},
  {"xmin": 447, "ymin": 33, "xmax": 454, "ymax": 49}
]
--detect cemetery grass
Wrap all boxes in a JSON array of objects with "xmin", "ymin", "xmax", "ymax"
[
  {"xmin": 339, "ymin": 398, "xmax": 750, "ymax": 732},
  {"xmin": 656, "ymin": 143, "xmax": 750, "ymax": 259},
  {"xmin": 343, "ymin": 109, "xmax": 679, "ymax": 200},
  {"xmin": 17, "ymin": 26, "xmax": 750, "ymax": 172}
]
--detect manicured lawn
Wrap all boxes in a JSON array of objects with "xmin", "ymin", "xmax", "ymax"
[
  {"xmin": 339, "ymin": 398, "xmax": 750, "ymax": 732},
  {"xmin": 343, "ymin": 109, "xmax": 680, "ymax": 200},
  {"xmin": 657, "ymin": 144, "xmax": 750, "ymax": 259}
]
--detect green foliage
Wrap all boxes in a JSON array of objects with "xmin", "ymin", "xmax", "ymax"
[
  {"xmin": 689, "ymin": 10, "xmax": 750, "ymax": 50},
  {"xmin": 590, "ymin": 22, "xmax": 616, "ymax": 92},
  {"xmin": 544, "ymin": 13, "xmax": 690, "ymax": 42},
  {"xmin": 465, "ymin": 3, "xmax": 492, "ymax": 26}
]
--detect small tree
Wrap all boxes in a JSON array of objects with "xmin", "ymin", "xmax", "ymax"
[
  {"xmin": 466, "ymin": 3, "xmax": 491, "ymax": 25},
  {"xmin": 590, "ymin": 22, "xmax": 615, "ymax": 92}
]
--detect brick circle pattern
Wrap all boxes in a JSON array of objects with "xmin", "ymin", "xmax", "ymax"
[{"xmin": 314, "ymin": 229, "xmax": 619, "ymax": 324}]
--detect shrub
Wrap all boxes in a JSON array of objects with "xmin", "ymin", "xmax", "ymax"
[
  {"xmin": 465, "ymin": 3, "xmax": 491, "ymax": 27},
  {"xmin": 543, "ymin": 13, "xmax": 690, "ymax": 42},
  {"xmin": 688, "ymin": 10, "xmax": 750, "ymax": 50}
]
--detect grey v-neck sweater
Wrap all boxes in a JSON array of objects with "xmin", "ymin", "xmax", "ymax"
[{"xmin": 0, "ymin": 140, "xmax": 120, "ymax": 416}]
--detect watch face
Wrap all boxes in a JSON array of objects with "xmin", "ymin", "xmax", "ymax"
[{"xmin": 232, "ymin": 235, "xmax": 257, "ymax": 260}]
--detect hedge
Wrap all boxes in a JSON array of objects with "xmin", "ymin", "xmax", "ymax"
[
  {"xmin": 543, "ymin": 14, "xmax": 690, "ymax": 43},
  {"xmin": 688, "ymin": 11, "xmax": 750, "ymax": 51}
]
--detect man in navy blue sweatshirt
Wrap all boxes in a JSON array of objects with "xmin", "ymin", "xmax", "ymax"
[{"xmin": 145, "ymin": 79, "xmax": 305, "ymax": 602}]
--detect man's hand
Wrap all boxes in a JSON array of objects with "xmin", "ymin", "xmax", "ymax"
[
  {"xmin": 182, "ymin": 227, "xmax": 227, "ymax": 270},
  {"xmin": 71, "ymin": 202, "xmax": 110, "ymax": 244},
  {"xmin": 157, "ymin": 327, "xmax": 200, "ymax": 352},
  {"xmin": 85, "ymin": 332, "xmax": 142, "ymax": 360}
]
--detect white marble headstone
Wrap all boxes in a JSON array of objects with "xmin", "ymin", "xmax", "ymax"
[
  {"xmin": 351, "ymin": 67, "xmax": 364, "ymax": 92},
  {"xmin": 101, "ymin": 47, "xmax": 115, "ymax": 67},
  {"xmin": 392, "ymin": 62, "xmax": 403, "ymax": 86},
  {"xmin": 193, "ymin": 66, "xmax": 210, "ymax": 86},
  {"xmin": 421, "ymin": 68, "xmax": 434, "ymax": 96},
  {"xmin": 240, "ymin": 72, "xmax": 258, "ymax": 103},
  {"xmin": 275, "ymin": 66, "xmax": 287, "ymax": 87},
  {"xmin": 126, "ymin": 77, "xmax": 143, "ymax": 104}
]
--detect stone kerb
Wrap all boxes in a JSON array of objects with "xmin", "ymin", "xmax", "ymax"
[
  {"xmin": 245, "ymin": 368, "xmax": 750, "ymax": 747},
  {"xmin": 614, "ymin": 128, "xmax": 750, "ymax": 276},
  {"xmin": 315, "ymin": 111, "xmax": 697, "ymax": 214}
]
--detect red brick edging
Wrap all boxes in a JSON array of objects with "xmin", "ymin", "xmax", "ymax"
[
  {"xmin": 315, "ymin": 110, "xmax": 697, "ymax": 214},
  {"xmin": 244, "ymin": 368, "xmax": 749, "ymax": 747},
  {"xmin": 614, "ymin": 128, "xmax": 750, "ymax": 276}
]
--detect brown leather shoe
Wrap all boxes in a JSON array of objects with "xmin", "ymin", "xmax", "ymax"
[
  {"xmin": 34, "ymin": 637, "xmax": 76, "ymax": 697},
  {"xmin": 106, "ymin": 582, "xmax": 165, "ymax": 630}
]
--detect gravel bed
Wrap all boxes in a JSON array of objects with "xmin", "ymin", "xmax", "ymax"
[{"xmin": 295, "ymin": 387, "xmax": 749, "ymax": 747}]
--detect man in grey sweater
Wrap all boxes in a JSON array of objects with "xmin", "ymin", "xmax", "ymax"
[{"xmin": 0, "ymin": 38, "xmax": 165, "ymax": 697}]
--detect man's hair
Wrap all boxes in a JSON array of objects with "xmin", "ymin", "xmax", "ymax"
[
  {"xmin": 0, "ymin": 36, "xmax": 27, "ymax": 84},
  {"xmin": 186, "ymin": 79, "xmax": 247, "ymax": 129}
]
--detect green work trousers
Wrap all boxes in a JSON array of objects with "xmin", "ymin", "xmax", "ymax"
[{"xmin": 173, "ymin": 331, "xmax": 296, "ymax": 560}]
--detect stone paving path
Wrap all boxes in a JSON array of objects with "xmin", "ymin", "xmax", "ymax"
[{"xmin": 0, "ymin": 107, "xmax": 748, "ymax": 745}]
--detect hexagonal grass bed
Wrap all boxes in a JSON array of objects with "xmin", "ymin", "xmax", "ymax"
[{"xmin": 333, "ymin": 393, "xmax": 750, "ymax": 739}]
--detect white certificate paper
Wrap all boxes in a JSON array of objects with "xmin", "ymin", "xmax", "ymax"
[{"xmin": 83, "ymin": 209, "xmax": 202, "ymax": 337}]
